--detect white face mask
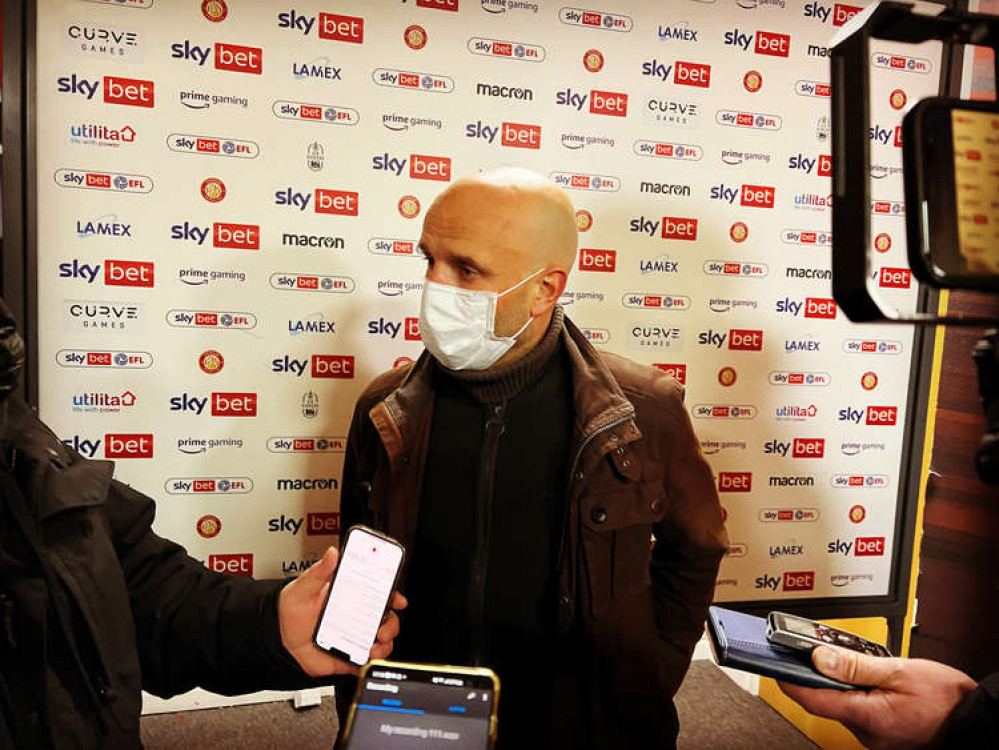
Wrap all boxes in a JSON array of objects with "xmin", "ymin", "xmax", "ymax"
[{"xmin": 419, "ymin": 268, "xmax": 544, "ymax": 371}]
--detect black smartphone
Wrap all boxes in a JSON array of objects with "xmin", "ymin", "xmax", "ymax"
[
  {"xmin": 340, "ymin": 660, "xmax": 500, "ymax": 750},
  {"xmin": 312, "ymin": 525, "xmax": 405, "ymax": 667},
  {"xmin": 767, "ymin": 611, "xmax": 891, "ymax": 658},
  {"xmin": 903, "ymin": 96, "xmax": 999, "ymax": 290}
]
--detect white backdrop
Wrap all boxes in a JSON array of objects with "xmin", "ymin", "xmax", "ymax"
[{"xmin": 35, "ymin": 0, "xmax": 941, "ymax": 707}]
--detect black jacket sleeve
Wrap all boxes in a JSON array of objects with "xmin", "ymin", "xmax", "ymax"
[
  {"xmin": 105, "ymin": 479, "xmax": 323, "ymax": 698},
  {"xmin": 943, "ymin": 671, "xmax": 999, "ymax": 748}
]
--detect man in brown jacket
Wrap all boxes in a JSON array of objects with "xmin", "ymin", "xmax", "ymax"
[{"xmin": 339, "ymin": 168, "xmax": 728, "ymax": 748}]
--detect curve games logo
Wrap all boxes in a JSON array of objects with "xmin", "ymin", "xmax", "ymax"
[
  {"xmin": 56, "ymin": 349, "xmax": 152, "ymax": 369},
  {"xmin": 272, "ymin": 100, "xmax": 359, "ymax": 125},
  {"xmin": 167, "ymin": 133, "xmax": 259, "ymax": 158},
  {"xmin": 633, "ymin": 140, "xmax": 703, "ymax": 160},
  {"xmin": 55, "ymin": 169, "xmax": 152, "ymax": 193},
  {"xmin": 373, "ymin": 68, "xmax": 455, "ymax": 93},
  {"xmin": 270, "ymin": 273, "xmax": 356, "ymax": 293},
  {"xmin": 468, "ymin": 37, "xmax": 546, "ymax": 61},
  {"xmin": 559, "ymin": 7, "xmax": 634, "ymax": 32}
]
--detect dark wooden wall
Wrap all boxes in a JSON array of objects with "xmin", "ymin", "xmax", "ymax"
[{"xmin": 909, "ymin": 291, "xmax": 999, "ymax": 680}]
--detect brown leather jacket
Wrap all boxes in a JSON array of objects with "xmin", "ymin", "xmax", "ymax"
[{"xmin": 340, "ymin": 316, "xmax": 729, "ymax": 748}]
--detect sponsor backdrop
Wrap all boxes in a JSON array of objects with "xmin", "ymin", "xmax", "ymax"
[{"xmin": 35, "ymin": 0, "xmax": 940, "ymax": 706}]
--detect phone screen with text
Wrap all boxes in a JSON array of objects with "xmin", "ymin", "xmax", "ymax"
[{"xmin": 315, "ymin": 529, "xmax": 403, "ymax": 665}]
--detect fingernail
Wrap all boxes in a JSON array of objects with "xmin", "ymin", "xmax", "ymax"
[{"xmin": 815, "ymin": 648, "xmax": 838, "ymax": 672}]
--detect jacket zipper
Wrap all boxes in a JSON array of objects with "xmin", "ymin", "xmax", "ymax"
[{"xmin": 470, "ymin": 401, "xmax": 507, "ymax": 665}]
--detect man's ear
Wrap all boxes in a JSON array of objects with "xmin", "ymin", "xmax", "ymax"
[{"xmin": 531, "ymin": 268, "xmax": 568, "ymax": 316}]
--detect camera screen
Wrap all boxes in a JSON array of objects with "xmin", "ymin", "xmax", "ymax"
[
  {"xmin": 344, "ymin": 666, "xmax": 495, "ymax": 750},
  {"xmin": 952, "ymin": 108, "xmax": 999, "ymax": 275}
]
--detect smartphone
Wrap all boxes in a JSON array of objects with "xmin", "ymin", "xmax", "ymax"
[
  {"xmin": 312, "ymin": 525, "xmax": 405, "ymax": 667},
  {"xmin": 903, "ymin": 96, "xmax": 999, "ymax": 291},
  {"xmin": 340, "ymin": 660, "xmax": 500, "ymax": 750},
  {"xmin": 767, "ymin": 611, "xmax": 891, "ymax": 657}
]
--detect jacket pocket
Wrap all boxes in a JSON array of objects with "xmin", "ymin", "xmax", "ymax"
[{"xmin": 578, "ymin": 478, "xmax": 668, "ymax": 618}]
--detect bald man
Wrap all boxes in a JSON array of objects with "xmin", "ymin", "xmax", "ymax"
[{"xmin": 339, "ymin": 168, "xmax": 728, "ymax": 748}]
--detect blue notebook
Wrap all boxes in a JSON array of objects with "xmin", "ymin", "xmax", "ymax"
[{"xmin": 706, "ymin": 606, "xmax": 857, "ymax": 691}]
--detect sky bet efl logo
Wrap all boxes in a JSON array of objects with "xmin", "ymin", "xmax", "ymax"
[
  {"xmin": 170, "ymin": 41, "xmax": 263, "ymax": 74},
  {"xmin": 59, "ymin": 259, "xmax": 154, "ymax": 287},
  {"xmin": 372, "ymin": 153, "xmax": 453, "ymax": 180},
  {"xmin": 722, "ymin": 28, "xmax": 791, "ymax": 57},
  {"xmin": 277, "ymin": 11, "xmax": 365, "ymax": 43},
  {"xmin": 57, "ymin": 74, "xmax": 154, "ymax": 107},
  {"xmin": 555, "ymin": 88, "xmax": 628, "ymax": 117}
]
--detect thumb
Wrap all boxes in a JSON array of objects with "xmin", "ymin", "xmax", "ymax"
[
  {"xmin": 297, "ymin": 546, "xmax": 339, "ymax": 593},
  {"xmin": 812, "ymin": 645, "xmax": 895, "ymax": 687}
]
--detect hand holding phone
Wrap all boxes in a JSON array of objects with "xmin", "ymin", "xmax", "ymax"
[{"xmin": 767, "ymin": 612, "xmax": 891, "ymax": 658}]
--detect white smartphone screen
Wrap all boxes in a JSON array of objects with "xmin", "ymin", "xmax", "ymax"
[{"xmin": 315, "ymin": 528, "xmax": 404, "ymax": 665}]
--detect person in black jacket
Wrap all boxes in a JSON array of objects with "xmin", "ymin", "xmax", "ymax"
[
  {"xmin": 0, "ymin": 298, "xmax": 405, "ymax": 749},
  {"xmin": 779, "ymin": 644, "xmax": 998, "ymax": 748}
]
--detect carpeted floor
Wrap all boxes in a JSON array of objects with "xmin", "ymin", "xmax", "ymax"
[{"xmin": 140, "ymin": 661, "xmax": 817, "ymax": 749}]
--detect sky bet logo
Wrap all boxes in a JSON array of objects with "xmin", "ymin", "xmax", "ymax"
[
  {"xmin": 579, "ymin": 248, "xmax": 616, "ymax": 272},
  {"xmin": 170, "ymin": 41, "xmax": 263, "ymax": 75},
  {"xmin": 465, "ymin": 121, "xmax": 542, "ymax": 149},
  {"xmin": 718, "ymin": 471, "xmax": 752, "ymax": 493},
  {"xmin": 838, "ymin": 406, "xmax": 899, "ymax": 426},
  {"xmin": 870, "ymin": 124, "xmax": 903, "ymax": 147},
  {"xmin": 640, "ymin": 59, "xmax": 710, "ymax": 88},
  {"xmin": 879, "ymin": 267, "xmax": 912, "ymax": 289},
  {"xmin": 367, "ymin": 317, "xmax": 420, "ymax": 340},
  {"xmin": 171, "ymin": 222, "xmax": 259, "ymax": 249},
  {"xmin": 828, "ymin": 537, "xmax": 886, "ymax": 556},
  {"xmin": 775, "ymin": 297, "xmax": 838, "ymax": 319},
  {"xmin": 697, "ymin": 329, "xmax": 764, "ymax": 351},
  {"xmin": 57, "ymin": 73, "xmax": 154, "ymax": 107},
  {"xmin": 277, "ymin": 11, "xmax": 365, "ymax": 43},
  {"xmin": 722, "ymin": 29, "xmax": 791, "ymax": 57},
  {"xmin": 170, "ymin": 392, "xmax": 258, "ymax": 416},
  {"xmin": 275, "ymin": 188, "xmax": 359, "ymax": 215},
  {"xmin": 555, "ymin": 88, "xmax": 628, "ymax": 117},
  {"xmin": 754, "ymin": 571, "xmax": 815, "ymax": 592},
  {"xmin": 789, "ymin": 154, "xmax": 832, "ymax": 176},
  {"xmin": 764, "ymin": 438, "xmax": 825, "ymax": 458},
  {"xmin": 272, "ymin": 355, "xmax": 355, "ymax": 378},
  {"xmin": 804, "ymin": 2, "xmax": 864, "ymax": 25},
  {"xmin": 630, "ymin": 216, "xmax": 698, "ymax": 240},
  {"xmin": 63, "ymin": 433, "xmax": 153, "ymax": 459},
  {"xmin": 709, "ymin": 183, "xmax": 775, "ymax": 208},
  {"xmin": 372, "ymin": 153, "xmax": 453, "ymax": 180},
  {"xmin": 59, "ymin": 259, "xmax": 154, "ymax": 287}
]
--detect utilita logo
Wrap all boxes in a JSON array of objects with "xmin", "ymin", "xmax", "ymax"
[
  {"xmin": 697, "ymin": 329, "xmax": 764, "ymax": 351},
  {"xmin": 764, "ymin": 438, "xmax": 826, "ymax": 458},
  {"xmin": 57, "ymin": 73, "xmax": 155, "ymax": 107},
  {"xmin": 722, "ymin": 28, "xmax": 791, "ymax": 57},
  {"xmin": 803, "ymin": 2, "xmax": 863, "ymax": 25},
  {"xmin": 170, "ymin": 41, "xmax": 263, "ymax": 75},
  {"xmin": 277, "ymin": 11, "xmax": 365, "ymax": 43},
  {"xmin": 709, "ymin": 183, "xmax": 776, "ymax": 208},
  {"xmin": 579, "ymin": 248, "xmax": 617, "ymax": 272}
]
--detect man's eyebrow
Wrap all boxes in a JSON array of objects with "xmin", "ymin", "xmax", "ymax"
[{"xmin": 451, "ymin": 253, "xmax": 490, "ymax": 274}]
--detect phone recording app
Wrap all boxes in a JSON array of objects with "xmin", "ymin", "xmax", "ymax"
[{"xmin": 316, "ymin": 531, "xmax": 403, "ymax": 665}]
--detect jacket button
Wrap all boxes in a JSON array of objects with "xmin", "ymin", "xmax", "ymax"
[
  {"xmin": 575, "ymin": 471, "xmax": 584, "ymax": 481},
  {"xmin": 622, "ymin": 459, "xmax": 631, "ymax": 468},
  {"xmin": 651, "ymin": 500, "xmax": 663, "ymax": 514},
  {"xmin": 615, "ymin": 447, "xmax": 624, "ymax": 455},
  {"xmin": 591, "ymin": 507, "xmax": 608, "ymax": 524},
  {"xmin": 559, "ymin": 594, "xmax": 573, "ymax": 607},
  {"xmin": 609, "ymin": 433, "xmax": 619, "ymax": 442}
]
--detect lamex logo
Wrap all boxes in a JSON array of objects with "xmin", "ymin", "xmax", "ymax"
[
  {"xmin": 709, "ymin": 183, "xmax": 776, "ymax": 208},
  {"xmin": 775, "ymin": 297, "xmax": 838, "ymax": 319},
  {"xmin": 628, "ymin": 324, "xmax": 684, "ymax": 350},
  {"xmin": 693, "ymin": 405, "xmax": 757, "ymax": 420},
  {"xmin": 465, "ymin": 120, "xmax": 542, "ymax": 149},
  {"xmin": 277, "ymin": 11, "xmax": 364, "ymax": 43},
  {"xmin": 272, "ymin": 354, "xmax": 356, "ymax": 379},
  {"xmin": 272, "ymin": 101, "xmax": 360, "ymax": 126},
  {"xmin": 871, "ymin": 199, "xmax": 906, "ymax": 216},
  {"xmin": 633, "ymin": 140, "xmax": 703, "ymax": 161},
  {"xmin": 372, "ymin": 153, "xmax": 453, "ymax": 180},
  {"xmin": 166, "ymin": 309, "xmax": 257, "ymax": 329},
  {"xmin": 270, "ymin": 273, "xmax": 356, "ymax": 294},
  {"xmin": 769, "ymin": 371, "xmax": 831, "ymax": 387},
  {"xmin": 657, "ymin": 21, "xmax": 699, "ymax": 42},
  {"xmin": 716, "ymin": 109, "xmax": 782, "ymax": 130},
  {"xmin": 170, "ymin": 40, "xmax": 263, "ymax": 74},
  {"xmin": 169, "ymin": 392, "xmax": 258, "ymax": 416},
  {"xmin": 76, "ymin": 214, "xmax": 133, "ymax": 239},
  {"xmin": 368, "ymin": 237, "xmax": 423, "ymax": 258},
  {"xmin": 550, "ymin": 172, "xmax": 620, "ymax": 192},
  {"xmin": 697, "ymin": 329, "xmax": 764, "ymax": 351},
  {"xmin": 782, "ymin": 571, "xmax": 815, "ymax": 592},
  {"xmin": 372, "ymin": 68, "xmax": 455, "ymax": 93},
  {"xmin": 55, "ymin": 169, "xmax": 152, "ymax": 194},
  {"xmin": 759, "ymin": 508, "xmax": 820, "ymax": 523},
  {"xmin": 803, "ymin": 2, "xmax": 863, "ymax": 25},
  {"xmin": 166, "ymin": 133, "xmax": 259, "ymax": 158},
  {"xmin": 640, "ymin": 254, "xmax": 679, "ymax": 275},
  {"xmin": 170, "ymin": 221, "xmax": 259, "ymax": 250},
  {"xmin": 794, "ymin": 79, "xmax": 831, "ymax": 97},
  {"xmin": 784, "ymin": 337, "xmax": 821, "ymax": 354},
  {"xmin": 275, "ymin": 187, "xmax": 359, "ymax": 215},
  {"xmin": 718, "ymin": 471, "xmax": 752, "ymax": 492},
  {"xmin": 291, "ymin": 58, "xmax": 343, "ymax": 83},
  {"xmin": 774, "ymin": 403, "xmax": 819, "ymax": 421},
  {"xmin": 828, "ymin": 537, "xmax": 886, "ymax": 556},
  {"xmin": 622, "ymin": 293, "xmax": 690, "ymax": 311},
  {"xmin": 722, "ymin": 28, "xmax": 791, "ymax": 57},
  {"xmin": 57, "ymin": 74, "xmax": 154, "ymax": 107},
  {"xmin": 69, "ymin": 123, "xmax": 137, "ymax": 148},
  {"xmin": 629, "ymin": 215, "xmax": 698, "ymax": 240},
  {"xmin": 56, "ymin": 349, "xmax": 152, "ymax": 369},
  {"xmin": 769, "ymin": 542, "xmax": 805, "ymax": 558},
  {"xmin": 579, "ymin": 248, "xmax": 616, "ymax": 272},
  {"xmin": 831, "ymin": 473, "xmax": 890, "ymax": 489},
  {"xmin": 558, "ymin": 7, "xmax": 633, "ymax": 31},
  {"xmin": 266, "ymin": 436, "xmax": 347, "ymax": 453},
  {"xmin": 468, "ymin": 37, "xmax": 546, "ymax": 62},
  {"xmin": 367, "ymin": 317, "xmax": 421, "ymax": 340},
  {"xmin": 653, "ymin": 363, "xmax": 686, "ymax": 385},
  {"xmin": 764, "ymin": 438, "xmax": 825, "ymax": 458},
  {"xmin": 59, "ymin": 259, "xmax": 154, "ymax": 287},
  {"xmin": 703, "ymin": 260, "xmax": 769, "ymax": 278},
  {"xmin": 288, "ymin": 314, "xmax": 336, "ymax": 336},
  {"xmin": 781, "ymin": 229, "xmax": 832, "ymax": 247},
  {"xmin": 843, "ymin": 339, "xmax": 903, "ymax": 355},
  {"xmin": 788, "ymin": 153, "xmax": 832, "ymax": 176},
  {"xmin": 165, "ymin": 476, "xmax": 253, "ymax": 494},
  {"xmin": 869, "ymin": 123, "xmax": 904, "ymax": 147},
  {"xmin": 872, "ymin": 51, "xmax": 932, "ymax": 74},
  {"xmin": 207, "ymin": 553, "xmax": 253, "ymax": 576},
  {"xmin": 878, "ymin": 267, "xmax": 912, "ymax": 289},
  {"xmin": 555, "ymin": 88, "xmax": 628, "ymax": 117}
]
